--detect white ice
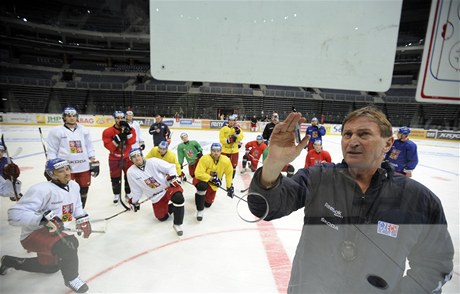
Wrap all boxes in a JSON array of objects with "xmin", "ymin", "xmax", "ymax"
[{"xmin": 0, "ymin": 125, "xmax": 458, "ymax": 293}]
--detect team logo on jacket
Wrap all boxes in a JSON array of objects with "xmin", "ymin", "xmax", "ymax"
[
  {"xmin": 144, "ymin": 177, "xmax": 160, "ymax": 189},
  {"xmin": 69, "ymin": 140, "xmax": 83, "ymax": 154},
  {"xmin": 388, "ymin": 149, "xmax": 400, "ymax": 160},
  {"xmin": 186, "ymin": 149, "xmax": 194, "ymax": 158},
  {"xmin": 377, "ymin": 220, "xmax": 399, "ymax": 238}
]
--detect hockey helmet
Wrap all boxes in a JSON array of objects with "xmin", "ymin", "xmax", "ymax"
[
  {"xmin": 228, "ymin": 114, "xmax": 237, "ymax": 121},
  {"xmin": 313, "ymin": 140, "xmax": 322, "ymax": 146},
  {"xmin": 311, "ymin": 117, "xmax": 319, "ymax": 123},
  {"xmin": 129, "ymin": 148, "xmax": 143, "ymax": 160},
  {"xmin": 210, "ymin": 142, "xmax": 222, "ymax": 151},
  {"xmin": 158, "ymin": 141, "xmax": 169, "ymax": 150},
  {"xmin": 45, "ymin": 158, "xmax": 70, "ymax": 177},
  {"xmin": 113, "ymin": 111, "xmax": 125, "ymax": 119},
  {"xmin": 62, "ymin": 107, "xmax": 78, "ymax": 121},
  {"xmin": 398, "ymin": 127, "xmax": 410, "ymax": 136},
  {"xmin": 126, "ymin": 110, "xmax": 134, "ymax": 116},
  {"xmin": 180, "ymin": 132, "xmax": 188, "ymax": 138},
  {"xmin": 256, "ymin": 135, "xmax": 263, "ymax": 141},
  {"xmin": 0, "ymin": 143, "xmax": 5, "ymax": 151}
]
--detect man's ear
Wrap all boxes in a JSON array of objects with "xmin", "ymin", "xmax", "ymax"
[{"xmin": 383, "ymin": 136, "xmax": 394, "ymax": 153}]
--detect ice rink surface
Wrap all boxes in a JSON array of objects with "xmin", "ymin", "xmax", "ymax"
[{"xmin": 0, "ymin": 125, "xmax": 459, "ymax": 294}]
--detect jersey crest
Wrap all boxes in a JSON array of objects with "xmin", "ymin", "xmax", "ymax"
[{"xmin": 144, "ymin": 177, "xmax": 160, "ymax": 189}]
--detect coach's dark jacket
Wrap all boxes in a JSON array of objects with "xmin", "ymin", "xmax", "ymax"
[{"xmin": 248, "ymin": 161, "xmax": 454, "ymax": 294}]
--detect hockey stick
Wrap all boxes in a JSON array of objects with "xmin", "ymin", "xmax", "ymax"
[
  {"xmin": 9, "ymin": 147, "xmax": 23, "ymax": 159},
  {"xmin": 38, "ymin": 127, "xmax": 48, "ymax": 157},
  {"xmin": 92, "ymin": 188, "xmax": 166, "ymax": 222},
  {"xmin": 64, "ymin": 228, "xmax": 106, "ymax": 234},
  {"xmin": 1, "ymin": 135, "xmax": 21, "ymax": 201}
]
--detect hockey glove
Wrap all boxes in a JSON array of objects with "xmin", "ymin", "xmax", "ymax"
[
  {"xmin": 166, "ymin": 175, "xmax": 181, "ymax": 188},
  {"xmin": 113, "ymin": 133, "xmax": 127, "ymax": 144},
  {"xmin": 89, "ymin": 160, "xmax": 100, "ymax": 177},
  {"xmin": 41, "ymin": 210, "xmax": 64, "ymax": 234},
  {"xmin": 245, "ymin": 149, "xmax": 250, "ymax": 155},
  {"xmin": 227, "ymin": 135, "xmax": 237, "ymax": 144},
  {"xmin": 2, "ymin": 163, "xmax": 20, "ymax": 180},
  {"xmin": 166, "ymin": 138, "xmax": 171, "ymax": 145},
  {"xmin": 128, "ymin": 198, "xmax": 140, "ymax": 212},
  {"xmin": 76, "ymin": 214, "xmax": 92, "ymax": 238},
  {"xmin": 197, "ymin": 151, "xmax": 203, "ymax": 159},
  {"xmin": 119, "ymin": 120, "xmax": 132, "ymax": 132},
  {"xmin": 139, "ymin": 142, "xmax": 146, "ymax": 151},
  {"xmin": 234, "ymin": 126, "xmax": 241, "ymax": 135},
  {"xmin": 209, "ymin": 175, "xmax": 222, "ymax": 187},
  {"xmin": 227, "ymin": 186, "xmax": 234, "ymax": 198}
]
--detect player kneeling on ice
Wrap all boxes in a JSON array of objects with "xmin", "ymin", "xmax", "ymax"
[
  {"xmin": 126, "ymin": 148, "xmax": 185, "ymax": 236},
  {"xmin": 2, "ymin": 158, "xmax": 92, "ymax": 293},
  {"xmin": 193, "ymin": 143, "xmax": 234, "ymax": 221}
]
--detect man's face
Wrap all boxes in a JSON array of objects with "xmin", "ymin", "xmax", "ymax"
[
  {"xmin": 131, "ymin": 153, "xmax": 144, "ymax": 166},
  {"xmin": 159, "ymin": 146, "xmax": 167, "ymax": 156},
  {"xmin": 341, "ymin": 117, "xmax": 393, "ymax": 170},
  {"xmin": 52, "ymin": 166, "xmax": 72, "ymax": 184},
  {"xmin": 228, "ymin": 120, "xmax": 235, "ymax": 127},
  {"xmin": 115, "ymin": 116, "xmax": 125, "ymax": 127},
  {"xmin": 311, "ymin": 120, "xmax": 318, "ymax": 126},
  {"xmin": 272, "ymin": 114, "xmax": 279, "ymax": 124},
  {"xmin": 126, "ymin": 114, "xmax": 133, "ymax": 122},
  {"xmin": 64, "ymin": 114, "xmax": 78, "ymax": 126},
  {"xmin": 313, "ymin": 143, "xmax": 322, "ymax": 153},
  {"xmin": 211, "ymin": 148, "xmax": 221, "ymax": 161},
  {"xmin": 0, "ymin": 149, "xmax": 4, "ymax": 157},
  {"xmin": 155, "ymin": 116, "xmax": 162, "ymax": 123},
  {"xmin": 181, "ymin": 135, "xmax": 189, "ymax": 143},
  {"xmin": 397, "ymin": 133, "xmax": 408, "ymax": 141}
]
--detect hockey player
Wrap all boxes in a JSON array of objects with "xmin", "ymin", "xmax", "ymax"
[
  {"xmin": 102, "ymin": 111, "xmax": 137, "ymax": 204},
  {"xmin": 176, "ymin": 133, "xmax": 203, "ymax": 183},
  {"xmin": 250, "ymin": 115, "xmax": 258, "ymax": 132},
  {"xmin": 126, "ymin": 148, "xmax": 185, "ymax": 236},
  {"xmin": 47, "ymin": 107, "xmax": 99, "ymax": 208},
  {"xmin": 241, "ymin": 134, "xmax": 267, "ymax": 174},
  {"xmin": 1, "ymin": 158, "xmax": 92, "ymax": 293},
  {"xmin": 145, "ymin": 141, "xmax": 183, "ymax": 178},
  {"xmin": 148, "ymin": 114, "xmax": 171, "ymax": 147},
  {"xmin": 304, "ymin": 139, "xmax": 332, "ymax": 168},
  {"xmin": 305, "ymin": 117, "xmax": 326, "ymax": 151},
  {"xmin": 262, "ymin": 112, "xmax": 280, "ymax": 143},
  {"xmin": 126, "ymin": 110, "xmax": 145, "ymax": 150},
  {"xmin": 0, "ymin": 143, "xmax": 22, "ymax": 200},
  {"xmin": 385, "ymin": 126, "xmax": 418, "ymax": 177},
  {"xmin": 219, "ymin": 114, "xmax": 244, "ymax": 178},
  {"xmin": 248, "ymin": 107, "xmax": 454, "ymax": 293},
  {"xmin": 194, "ymin": 143, "xmax": 234, "ymax": 221}
]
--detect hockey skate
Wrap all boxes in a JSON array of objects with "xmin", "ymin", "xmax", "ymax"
[
  {"xmin": 173, "ymin": 225, "xmax": 183, "ymax": 236},
  {"xmin": 65, "ymin": 276, "xmax": 89, "ymax": 293},
  {"xmin": 113, "ymin": 194, "xmax": 120, "ymax": 204},
  {"xmin": 196, "ymin": 210, "xmax": 204, "ymax": 221},
  {"xmin": 0, "ymin": 255, "xmax": 24, "ymax": 275},
  {"xmin": 240, "ymin": 168, "xmax": 247, "ymax": 174}
]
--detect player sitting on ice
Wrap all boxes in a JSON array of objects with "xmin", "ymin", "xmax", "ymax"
[
  {"xmin": 126, "ymin": 148, "xmax": 185, "ymax": 236},
  {"xmin": 2, "ymin": 158, "xmax": 92, "ymax": 293}
]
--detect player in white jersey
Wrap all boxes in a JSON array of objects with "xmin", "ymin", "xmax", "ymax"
[
  {"xmin": 47, "ymin": 107, "xmax": 99, "ymax": 208},
  {"xmin": 126, "ymin": 110, "xmax": 145, "ymax": 150},
  {"xmin": 126, "ymin": 148, "xmax": 185, "ymax": 236},
  {"xmin": 1, "ymin": 158, "xmax": 92, "ymax": 293}
]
